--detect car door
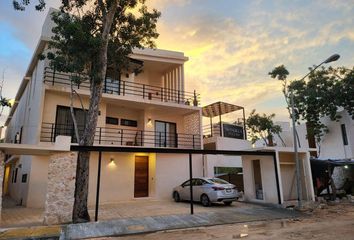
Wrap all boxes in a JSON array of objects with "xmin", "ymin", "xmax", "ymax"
[
  {"xmin": 179, "ymin": 180, "xmax": 191, "ymax": 200},
  {"xmin": 193, "ymin": 179, "xmax": 204, "ymax": 201}
]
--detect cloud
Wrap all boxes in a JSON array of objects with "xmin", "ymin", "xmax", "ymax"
[{"xmin": 0, "ymin": 0, "xmax": 353, "ymax": 127}]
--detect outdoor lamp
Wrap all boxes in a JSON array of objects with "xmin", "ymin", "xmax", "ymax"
[
  {"xmin": 109, "ymin": 156, "xmax": 116, "ymax": 167},
  {"xmin": 324, "ymin": 54, "xmax": 340, "ymax": 64}
]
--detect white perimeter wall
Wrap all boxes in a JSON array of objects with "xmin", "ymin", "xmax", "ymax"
[{"xmin": 204, "ymin": 155, "xmax": 242, "ymax": 177}]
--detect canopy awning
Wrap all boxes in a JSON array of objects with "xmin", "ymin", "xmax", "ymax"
[{"xmin": 202, "ymin": 101, "xmax": 244, "ymax": 118}]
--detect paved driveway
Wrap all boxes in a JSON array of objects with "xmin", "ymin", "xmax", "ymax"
[{"xmin": 0, "ymin": 199, "xmax": 263, "ymax": 228}]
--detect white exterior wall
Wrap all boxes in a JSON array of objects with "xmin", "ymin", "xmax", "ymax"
[
  {"xmin": 5, "ymin": 59, "xmax": 46, "ymax": 145},
  {"xmin": 204, "ymin": 155, "xmax": 242, "ymax": 177},
  {"xmin": 319, "ymin": 110, "xmax": 354, "ymax": 159},
  {"xmin": 155, "ymin": 153, "xmax": 203, "ymax": 199},
  {"xmin": 242, "ymin": 155, "xmax": 279, "ymax": 204}
]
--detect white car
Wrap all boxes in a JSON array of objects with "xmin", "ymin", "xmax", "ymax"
[{"xmin": 172, "ymin": 177, "xmax": 239, "ymax": 206}]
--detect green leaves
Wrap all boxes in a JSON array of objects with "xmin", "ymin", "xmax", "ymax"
[
  {"xmin": 268, "ymin": 65, "xmax": 289, "ymax": 81},
  {"xmin": 287, "ymin": 66, "xmax": 354, "ymax": 143},
  {"xmin": 13, "ymin": 0, "xmax": 46, "ymax": 11},
  {"xmin": 246, "ymin": 109, "xmax": 282, "ymax": 146},
  {"xmin": 0, "ymin": 97, "xmax": 11, "ymax": 108}
]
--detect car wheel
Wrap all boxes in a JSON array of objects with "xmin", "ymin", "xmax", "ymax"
[
  {"xmin": 224, "ymin": 201, "xmax": 232, "ymax": 206},
  {"xmin": 201, "ymin": 194, "xmax": 211, "ymax": 207},
  {"xmin": 173, "ymin": 191, "xmax": 180, "ymax": 202}
]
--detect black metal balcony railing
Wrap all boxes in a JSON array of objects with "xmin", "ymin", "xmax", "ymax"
[
  {"xmin": 43, "ymin": 68, "xmax": 200, "ymax": 106},
  {"xmin": 40, "ymin": 123, "xmax": 202, "ymax": 149}
]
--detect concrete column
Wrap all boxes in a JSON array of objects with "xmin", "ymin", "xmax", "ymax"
[
  {"xmin": 168, "ymin": 71, "xmax": 172, "ymax": 100},
  {"xmin": 181, "ymin": 65, "xmax": 185, "ymax": 92},
  {"xmin": 178, "ymin": 66, "xmax": 182, "ymax": 91},
  {"xmin": 275, "ymin": 151, "xmax": 284, "ymax": 204},
  {"xmin": 44, "ymin": 152, "xmax": 78, "ymax": 225},
  {"xmin": 0, "ymin": 151, "xmax": 4, "ymax": 222},
  {"xmin": 173, "ymin": 68, "xmax": 177, "ymax": 101}
]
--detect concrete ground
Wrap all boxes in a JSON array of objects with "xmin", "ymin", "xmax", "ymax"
[
  {"xmin": 90, "ymin": 203, "xmax": 354, "ymax": 240},
  {"xmin": 0, "ymin": 198, "xmax": 262, "ymax": 228},
  {"xmin": 61, "ymin": 203, "xmax": 300, "ymax": 239}
]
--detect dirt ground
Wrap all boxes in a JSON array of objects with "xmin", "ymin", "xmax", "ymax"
[{"xmin": 98, "ymin": 203, "xmax": 354, "ymax": 240}]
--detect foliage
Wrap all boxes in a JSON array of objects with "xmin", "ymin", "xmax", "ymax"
[
  {"xmin": 13, "ymin": 0, "xmax": 46, "ymax": 11},
  {"xmin": 270, "ymin": 63, "xmax": 354, "ymax": 145},
  {"xmin": 246, "ymin": 109, "xmax": 282, "ymax": 146},
  {"xmin": 288, "ymin": 66, "xmax": 354, "ymax": 143}
]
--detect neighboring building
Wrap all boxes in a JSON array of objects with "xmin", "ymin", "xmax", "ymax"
[
  {"xmin": 3, "ymin": 10, "xmax": 203, "ymax": 208},
  {"xmin": 319, "ymin": 109, "xmax": 354, "ymax": 159},
  {"xmin": 204, "ymin": 112, "xmax": 315, "ymax": 205}
]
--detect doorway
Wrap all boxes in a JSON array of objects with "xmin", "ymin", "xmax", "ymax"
[
  {"xmin": 155, "ymin": 121, "xmax": 177, "ymax": 148},
  {"xmin": 253, "ymin": 160, "xmax": 263, "ymax": 200},
  {"xmin": 134, "ymin": 156, "xmax": 149, "ymax": 198}
]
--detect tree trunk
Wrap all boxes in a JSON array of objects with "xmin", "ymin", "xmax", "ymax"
[{"xmin": 72, "ymin": 1, "xmax": 118, "ymax": 223}]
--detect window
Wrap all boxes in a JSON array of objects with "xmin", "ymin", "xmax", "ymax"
[
  {"xmin": 121, "ymin": 119, "xmax": 138, "ymax": 127},
  {"xmin": 14, "ymin": 168, "xmax": 18, "ymax": 183},
  {"xmin": 341, "ymin": 124, "xmax": 348, "ymax": 146},
  {"xmin": 11, "ymin": 170, "xmax": 15, "ymax": 183},
  {"xmin": 182, "ymin": 180, "xmax": 190, "ymax": 187},
  {"xmin": 106, "ymin": 117, "xmax": 119, "ymax": 125},
  {"xmin": 22, "ymin": 174, "xmax": 27, "ymax": 183},
  {"xmin": 155, "ymin": 121, "xmax": 177, "ymax": 147}
]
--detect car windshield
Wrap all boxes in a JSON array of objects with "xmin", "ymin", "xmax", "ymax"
[{"xmin": 208, "ymin": 178, "xmax": 229, "ymax": 184}]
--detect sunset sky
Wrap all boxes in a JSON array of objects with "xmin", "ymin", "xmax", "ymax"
[{"xmin": 0, "ymin": 0, "xmax": 353, "ymax": 125}]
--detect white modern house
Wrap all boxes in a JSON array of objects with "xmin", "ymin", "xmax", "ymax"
[
  {"xmin": 3, "ymin": 10, "xmax": 204, "ymax": 210},
  {"xmin": 0, "ymin": 10, "xmax": 318, "ymax": 226}
]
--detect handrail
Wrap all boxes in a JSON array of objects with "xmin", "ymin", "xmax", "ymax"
[
  {"xmin": 40, "ymin": 122, "xmax": 201, "ymax": 149},
  {"xmin": 43, "ymin": 67, "xmax": 200, "ymax": 106}
]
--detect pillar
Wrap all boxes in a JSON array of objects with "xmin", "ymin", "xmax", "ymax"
[
  {"xmin": 43, "ymin": 152, "xmax": 78, "ymax": 225},
  {"xmin": 0, "ymin": 151, "xmax": 5, "ymax": 221}
]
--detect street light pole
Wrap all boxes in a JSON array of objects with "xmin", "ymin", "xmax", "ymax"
[
  {"xmin": 290, "ymin": 90, "xmax": 302, "ymax": 208},
  {"xmin": 291, "ymin": 53, "xmax": 340, "ymax": 209}
]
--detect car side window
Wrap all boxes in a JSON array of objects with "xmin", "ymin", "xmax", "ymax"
[
  {"xmin": 182, "ymin": 180, "xmax": 190, "ymax": 187},
  {"xmin": 194, "ymin": 179, "xmax": 203, "ymax": 186},
  {"xmin": 201, "ymin": 180, "xmax": 209, "ymax": 185}
]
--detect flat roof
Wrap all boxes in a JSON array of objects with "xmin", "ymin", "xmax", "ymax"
[{"xmin": 202, "ymin": 101, "xmax": 244, "ymax": 118}]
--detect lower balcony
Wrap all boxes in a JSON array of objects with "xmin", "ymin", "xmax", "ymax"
[{"xmin": 40, "ymin": 123, "xmax": 201, "ymax": 149}]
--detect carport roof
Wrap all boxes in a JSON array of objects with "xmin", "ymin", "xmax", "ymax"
[
  {"xmin": 202, "ymin": 102, "xmax": 244, "ymax": 118},
  {"xmin": 0, "ymin": 143, "xmax": 70, "ymax": 155}
]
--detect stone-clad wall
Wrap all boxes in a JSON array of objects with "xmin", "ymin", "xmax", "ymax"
[
  {"xmin": 0, "ymin": 151, "xmax": 4, "ymax": 221},
  {"xmin": 44, "ymin": 152, "xmax": 77, "ymax": 225}
]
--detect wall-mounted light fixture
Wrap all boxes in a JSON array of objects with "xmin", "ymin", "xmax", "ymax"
[
  {"xmin": 108, "ymin": 156, "xmax": 116, "ymax": 168},
  {"xmin": 344, "ymin": 165, "xmax": 349, "ymax": 169},
  {"xmin": 147, "ymin": 118, "xmax": 152, "ymax": 127}
]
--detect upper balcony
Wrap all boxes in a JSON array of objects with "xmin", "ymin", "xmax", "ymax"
[
  {"xmin": 43, "ymin": 67, "xmax": 200, "ymax": 107},
  {"xmin": 40, "ymin": 123, "xmax": 201, "ymax": 149}
]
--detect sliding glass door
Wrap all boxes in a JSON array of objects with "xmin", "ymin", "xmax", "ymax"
[{"xmin": 155, "ymin": 121, "xmax": 177, "ymax": 147}]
